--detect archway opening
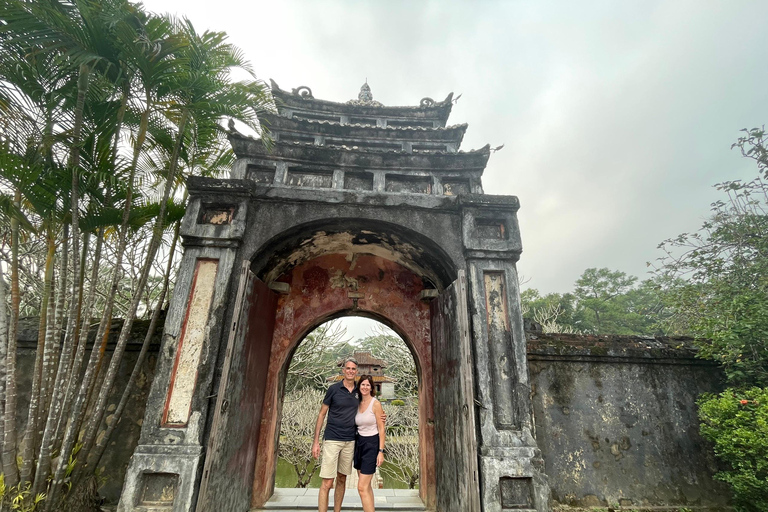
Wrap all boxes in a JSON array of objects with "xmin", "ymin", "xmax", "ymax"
[
  {"xmin": 274, "ymin": 317, "xmax": 421, "ymax": 494},
  {"xmin": 247, "ymin": 229, "xmax": 450, "ymax": 509}
]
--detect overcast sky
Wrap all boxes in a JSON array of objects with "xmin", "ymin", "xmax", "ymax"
[{"xmin": 144, "ymin": 0, "xmax": 768, "ymax": 338}]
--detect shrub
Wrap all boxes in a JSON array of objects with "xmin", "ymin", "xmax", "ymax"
[
  {"xmin": 390, "ymin": 399, "xmax": 405, "ymax": 406},
  {"xmin": 698, "ymin": 387, "xmax": 768, "ymax": 512}
]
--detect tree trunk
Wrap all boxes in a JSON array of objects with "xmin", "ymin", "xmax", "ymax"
[
  {"xmin": 2, "ymin": 189, "xmax": 22, "ymax": 486},
  {"xmin": 82, "ymin": 222, "xmax": 180, "ymax": 480},
  {"xmin": 38, "ymin": 258, "xmax": 57, "ymax": 447},
  {"xmin": 0, "ymin": 262, "xmax": 10, "ymax": 472},
  {"xmin": 40, "ymin": 62, "xmax": 89, "ymax": 510},
  {"xmin": 59, "ymin": 231, "xmax": 102, "ymax": 440},
  {"xmin": 32, "ymin": 226, "xmax": 71, "ymax": 498},
  {"xmin": 19, "ymin": 231, "xmax": 56, "ymax": 485}
]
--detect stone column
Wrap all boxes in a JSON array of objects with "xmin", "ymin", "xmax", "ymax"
[
  {"xmin": 118, "ymin": 178, "xmax": 251, "ymax": 512},
  {"xmin": 461, "ymin": 195, "xmax": 551, "ymax": 512}
]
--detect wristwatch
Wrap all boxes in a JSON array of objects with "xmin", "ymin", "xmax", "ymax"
[{"xmin": 378, "ymin": 448, "xmax": 386, "ymax": 454}]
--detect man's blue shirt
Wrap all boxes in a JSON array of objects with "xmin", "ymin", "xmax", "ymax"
[{"xmin": 322, "ymin": 380, "xmax": 359, "ymax": 441}]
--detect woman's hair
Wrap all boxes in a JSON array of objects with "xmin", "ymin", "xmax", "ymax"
[{"xmin": 357, "ymin": 374, "xmax": 376, "ymax": 398}]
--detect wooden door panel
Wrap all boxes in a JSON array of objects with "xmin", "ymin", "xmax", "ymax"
[
  {"xmin": 196, "ymin": 263, "xmax": 277, "ymax": 511},
  {"xmin": 431, "ymin": 270, "xmax": 481, "ymax": 512}
]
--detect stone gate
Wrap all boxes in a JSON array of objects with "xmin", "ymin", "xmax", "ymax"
[{"xmin": 118, "ymin": 82, "xmax": 550, "ymax": 511}]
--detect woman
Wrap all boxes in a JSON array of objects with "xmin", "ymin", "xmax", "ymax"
[{"xmin": 354, "ymin": 374, "xmax": 386, "ymax": 512}]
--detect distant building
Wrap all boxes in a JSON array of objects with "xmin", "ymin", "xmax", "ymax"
[{"xmin": 329, "ymin": 350, "xmax": 396, "ymax": 399}]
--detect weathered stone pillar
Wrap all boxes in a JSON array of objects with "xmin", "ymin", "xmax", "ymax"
[
  {"xmin": 118, "ymin": 179, "xmax": 251, "ymax": 512},
  {"xmin": 461, "ymin": 195, "xmax": 550, "ymax": 512}
]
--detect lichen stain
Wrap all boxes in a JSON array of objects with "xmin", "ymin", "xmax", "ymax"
[{"xmin": 562, "ymin": 448, "xmax": 586, "ymax": 486}]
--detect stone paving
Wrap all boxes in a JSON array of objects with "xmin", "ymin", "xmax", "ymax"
[{"xmin": 256, "ymin": 487, "xmax": 425, "ymax": 510}]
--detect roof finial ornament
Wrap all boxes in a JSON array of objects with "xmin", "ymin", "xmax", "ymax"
[
  {"xmin": 291, "ymin": 85, "xmax": 314, "ymax": 99},
  {"xmin": 347, "ymin": 80, "xmax": 383, "ymax": 107}
]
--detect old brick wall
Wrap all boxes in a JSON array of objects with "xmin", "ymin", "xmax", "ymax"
[
  {"xmin": 527, "ymin": 333, "xmax": 729, "ymax": 509},
  {"xmin": 14, "ymin": 317, "xmax": 160, "ymax": 506}
]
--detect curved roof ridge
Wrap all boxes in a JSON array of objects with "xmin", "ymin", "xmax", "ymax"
[
  {"xmin": 275, "ymin": 139, "xmax": 488, "ymax": 156},
  {"xmin": 267, "ymin": 115, "xmax": 467, "ymax": 132},
  {"xmin": 269, "ymin": 79, "xmax": 454, "ymax": 113}
]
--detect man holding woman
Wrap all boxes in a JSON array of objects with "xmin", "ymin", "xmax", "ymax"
[{"xmin": 312, "ymin": 358, "xmax": 386, "ymax": 512}]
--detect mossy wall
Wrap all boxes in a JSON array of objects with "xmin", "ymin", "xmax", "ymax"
[{"xmin": 528, "ymin": 333, "xmax": 729, "ymax": 509}]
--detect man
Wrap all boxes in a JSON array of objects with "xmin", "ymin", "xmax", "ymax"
[{"xmin": 312, "ymin": 357, "xmax": 360, "ymax": 512}]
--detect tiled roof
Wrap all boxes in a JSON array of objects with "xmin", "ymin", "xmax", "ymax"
[
  {"xmin": 277, "ymin": 139, "xmax": 490, "ymax": 156},
  {"xmin": 338, "ymin": 351, "xmax": 388, "ymax": 367},
  {"xmin": 276, "ymin": 116, "xmax": 468, "ymax": 132}
]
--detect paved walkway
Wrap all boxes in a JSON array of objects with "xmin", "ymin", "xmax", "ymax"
[{"xmin": 258, "ymin": 487, "xmax": 425, "ymax": 510}]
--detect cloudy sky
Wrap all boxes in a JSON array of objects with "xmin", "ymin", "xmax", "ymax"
[{"xmin": 144, "ymin": 1, "xmax": 768, "ymax": 336}]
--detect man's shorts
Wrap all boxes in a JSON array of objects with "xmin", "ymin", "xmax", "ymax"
[{"xmin": 319, "ymin": 440, "xmax": 355, "ymax": 479}]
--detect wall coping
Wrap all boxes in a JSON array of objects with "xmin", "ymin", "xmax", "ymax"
[{"xmin": 526, "ymin": 332, "xmax": 717, "ymax": 366}]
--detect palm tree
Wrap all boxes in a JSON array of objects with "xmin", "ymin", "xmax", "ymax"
[
  {"xmin": 71, "ymin": 17, "xmax": 274, "ymax": 491},
  {"xmin": 1, "ymin": 1, "xmax": 274, "ymax": 508}
]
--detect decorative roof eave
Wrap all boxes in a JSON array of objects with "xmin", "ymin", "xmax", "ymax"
[
  {"xmin": 270, "ymin": 79, "xmax": 453, "ymax": 124},
  {"xmin": 229, "ymin": 133, "xmax": 490, "ymax": 172},
  {"xmin": 259, "ymin": 112, "xmax": 467, "ymax": 143}
]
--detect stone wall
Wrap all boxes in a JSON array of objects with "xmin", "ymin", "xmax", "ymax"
[
  {"xmin": 14, "ymin": 317, "xmax": 160, "ymax": 506},
  {"xmin": 13, "ymin": 320, "xmax": 731, "ymax": 509},
  {"xmin": 527, "ymin": 333, "xmax": 729, "ymax": 510}
]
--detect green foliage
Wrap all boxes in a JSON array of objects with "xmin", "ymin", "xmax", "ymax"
[
  {"xmin": 521, "ymin": 270, "xmax": 676, "ymax": 336},
  {"xmin": 655, "ymin": 128, "xmax": 768, "ymax": 509},
  {"xmin": 0, "ymin": 0, "xmax": 274, "ymax": 506},
  {"xmin": 0, "ymin": 475, "xmax": 46, "ymax": 511},
  {"xmin": 698, "ymin": 388, "xmax": 768, "ymax": 512},
  {"xmin": 390, "ymin": 399, "xmax": 405, "ymax": 406},
  {"xmin": 656, "ymin": 128, "xmax": 768, "ymax": 387}
]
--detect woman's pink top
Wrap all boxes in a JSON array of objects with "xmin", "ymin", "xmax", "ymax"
[{"xmin": 355, "ymin": 398, "xmax": 379, "ymax": 437}]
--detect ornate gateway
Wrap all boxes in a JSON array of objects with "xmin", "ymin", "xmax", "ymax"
[{"xmin": 119, "ymin": 82, "xmax": 550, "ymax": 511}]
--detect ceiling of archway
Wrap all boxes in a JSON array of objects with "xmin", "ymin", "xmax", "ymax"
[{"xmin": 259, "ymin": 228, "xmax": 452, "ymax": 289}]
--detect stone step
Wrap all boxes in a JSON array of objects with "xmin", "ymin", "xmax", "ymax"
[{"xmin": 255, "ymin": 488, "xmax": 426, "ymax": 511}]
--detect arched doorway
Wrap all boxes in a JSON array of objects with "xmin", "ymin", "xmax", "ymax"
[
  {"xmin": 274, "ymin": 318, "xmax": 420, "ymax": 492},
  {"xmin": 251, "ymin": 251, "xmax": 437, "ymax": 508}
]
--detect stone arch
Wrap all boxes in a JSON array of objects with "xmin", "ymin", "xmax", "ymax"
[{"xmin": 250, "ymin": 239, "xmax": 442, "ymax": 508}]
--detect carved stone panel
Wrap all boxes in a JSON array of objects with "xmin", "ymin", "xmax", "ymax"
[
  {"xmin": 163, "ymin": 259, "xmax": 219, "ymax": 426},
  {"xmin": 140, "ymin": 473, "xmax": 178, "ymax": 507},
  {"xmin": 484, "ymin": 271, "xmax": 519, "ymax": 430},
  {"xmin": 500, "ymin": 477, "xmax": 534, "ymax": 509}
]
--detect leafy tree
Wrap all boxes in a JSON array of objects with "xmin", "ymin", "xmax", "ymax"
[
  {"xmin": 573, "ymin": 267, "xmax": 638, "ymax": 333},
  {"xmin": 697, "ymin": 388, "xmax": 768, "ymax": 512},
  {"xmin": 520, "ymin": 289, "xmax": 580, "ymax": 334},
  {"xmin": 655, "ymin": 128, "xmax": 768, "ymax": 387},
  {"xmin": 521, "ymin": 271, "xmax": 675, "ymax": 336},
  {"xmin": 0, "ymin": 0, "xmax": 273, "ymax": 508},
  {"xmin": 655, "ymin": 127, "xmax": 768, "ymax": 509}
]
